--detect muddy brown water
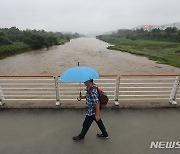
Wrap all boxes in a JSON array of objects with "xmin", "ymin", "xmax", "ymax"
[{"xmin": 0, "ymin": 37, "xmax": 179, "ymax": 75}]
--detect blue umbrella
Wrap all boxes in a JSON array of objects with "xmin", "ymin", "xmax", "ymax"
[
  {"xmin": 59, "ymin": 65, "xmax": 99, "ymax": 101},
  {"xmin": 60, "ymin": 66, "xmax": 99, "ymax": 83}
]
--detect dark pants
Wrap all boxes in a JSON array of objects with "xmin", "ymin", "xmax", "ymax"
[{"xmin": 79, "ymin": 115, "xmax": 108, "ymax": 139}]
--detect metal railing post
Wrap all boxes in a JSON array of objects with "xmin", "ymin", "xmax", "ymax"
[
  {"xmin": 169, "ymin": 76, "xmax": 180, "ymax": 105},
  {"xmin": 0, "ymin": 86, "xmax": 5, "ymax": 106},
  {"xmin": 54, "ymin": 77, "xmax": 60, "ymax": 106},
  {"xmin": 114, "ymin": 76, "xmax": 120, "ymax": 106}
]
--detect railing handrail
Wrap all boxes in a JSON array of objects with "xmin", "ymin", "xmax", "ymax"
[
  {"xmin": 0, "ymin": 74, "xmax": 180, "ymax": 78},
  {"xmin": 0, "ymin": 75, "xmax": 180, "ymax": 107},
  {"xmin": 101, "ymin": 74, "xmax": 180, "ymax": 77},
  {"xmin": 0, "ymin": 75, "xmax": 54, "ymax": 78}
]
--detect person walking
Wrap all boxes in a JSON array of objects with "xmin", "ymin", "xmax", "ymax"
[{"xmin": 72, "ymin": 79, "xmax": 108, "ymax": 141}]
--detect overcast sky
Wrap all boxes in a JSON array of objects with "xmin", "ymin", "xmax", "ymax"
[{"xmin": 0, "ymin": 0, "xmax": 179, "ymax": 34}]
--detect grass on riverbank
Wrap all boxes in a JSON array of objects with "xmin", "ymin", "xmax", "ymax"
[
  {"xmin": 100, "ymin": 37, "xmax": 180, "ymax": 68},
  {"xmin": 58, "ymin": 39, "xmax": 68, "ymax": 45},
  {"xmin": 0, "ymin": 40, "xmax": 69, "ymax": 60},
  {"xmin": 0, "ymin": 42, "xmax": 31, "ymax": 59}
]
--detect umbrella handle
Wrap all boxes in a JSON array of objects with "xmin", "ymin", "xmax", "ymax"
[
  {"xmin": 77, "ymin": 97, "xmax": 81, "ymax": 101},
  {"xmin": 77, "ymin": 91, "xmax": 82, "ymax": 101}
]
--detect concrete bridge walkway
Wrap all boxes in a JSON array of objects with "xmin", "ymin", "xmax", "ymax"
[{"xmin": 0, "ymin": 108, "xmax": 180, "ymax": 154}]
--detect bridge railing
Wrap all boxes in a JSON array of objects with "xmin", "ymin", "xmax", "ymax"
[{"xmin": 0, "ymin": 74, "xmax": 179, "ymax": 107}]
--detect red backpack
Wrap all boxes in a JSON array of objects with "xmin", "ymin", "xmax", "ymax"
[{"xmin": 88, "ymin": 86, "xmax": 109, "ymax": 107}]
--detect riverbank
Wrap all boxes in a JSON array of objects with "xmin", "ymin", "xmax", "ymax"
[
  {"xmin": 100, "ymin": 37, "xmax": 180, "ymax": 68},
  {"xmin": 0, "ymin": 42, "xmax": 31, "ymax": 59},
  {"xmin": 0, "ymin": 40, "xmax": 67, "ymax": 60}
]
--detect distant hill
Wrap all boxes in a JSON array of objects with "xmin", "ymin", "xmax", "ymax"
[{"xmin": 133, "ymin": 22, "xmax": 180, "ymax": 31}]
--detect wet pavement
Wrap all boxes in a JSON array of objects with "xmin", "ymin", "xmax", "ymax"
[{"xmin": 0, "ymin": 108, "xmax": 180, "ymax": 154}]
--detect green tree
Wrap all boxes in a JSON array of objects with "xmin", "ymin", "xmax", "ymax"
[
  {"xmin": 151, "ymin": 28, "xmax": 161, "ymax": 33},
  {"xmin": 1, "ymin": 27, "xmax": 80, "ymax": 50},
  {"xmin": 137, "ymin": 28, "xmax": 145, "ymax": 34},
  {"xmin": 178, "ymin": 30, "xmax": 180, "ymax": 43},
  {"xmin": 165, "ymin": 27, "xmax": 177, "ymax": 34},
  {"xmin": 0, "ymin": 31, "xmax": 12, "ymax": 45},
  {"xmin": 47, "ymin": 36, "xmax": 59, "ymax": 46},
  {"xmin": 64, "ymin": 34, "xmax": 70, "ymax": 41},
  {"xmin": 31, "ymin": 34, "xmax": 46, "ymax": 49}
]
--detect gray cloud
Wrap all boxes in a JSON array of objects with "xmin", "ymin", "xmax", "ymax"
[{"xmin": 0, "ymin": 0, "xmax": 179, "ymax": 34}]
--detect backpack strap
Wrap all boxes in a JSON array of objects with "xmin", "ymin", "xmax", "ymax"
[{"xmin": 87, "ymin": 86, "xmax": 98, "ymax": 98}]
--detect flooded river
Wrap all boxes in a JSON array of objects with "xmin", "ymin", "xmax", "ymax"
[{"xmin": 0, "ymin": 37, "xmax": 179, "ymax": 75}]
